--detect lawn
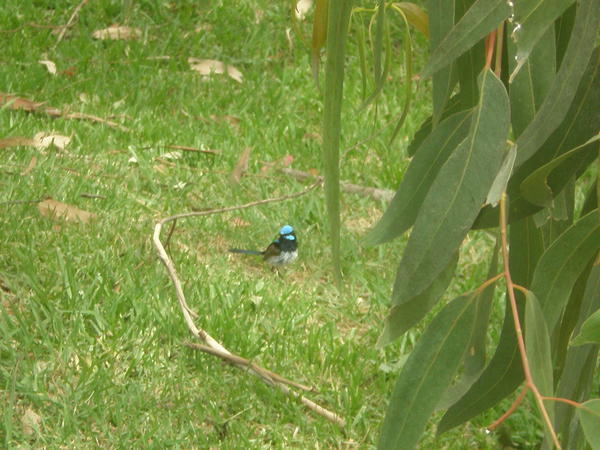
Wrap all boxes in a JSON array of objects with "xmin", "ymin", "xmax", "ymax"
[{"xmin": 1, "ymin": 1, "xmax": 533, "ymax": 448}]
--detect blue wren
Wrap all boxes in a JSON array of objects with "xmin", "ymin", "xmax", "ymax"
[{"xmin": 229, "ymin": 225, "xmax": 298, "ymax": 267}]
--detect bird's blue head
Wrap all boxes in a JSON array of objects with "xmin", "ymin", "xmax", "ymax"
[
  {"xmin": 279, "ymin": 225, "xmax": 294, "ymax": 235},
  {"xmin": 279, "ymin": 225, "xmax": 296, "ymax": 242}
]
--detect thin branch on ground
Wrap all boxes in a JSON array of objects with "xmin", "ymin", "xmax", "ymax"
[
  {"xmin": 53, "ymin": 0, "xmax": 90, "ymax": 48},
  {"xmin": 279, "ymin": 168, "xmax": 393, "ymax": 202},
  {"xmin": 183, "ymin": 342, "xmax": 313, "ymax": 392},
  {"xmin": 153, "ymin": 179, "xmax": 345, "ymax": 427}
]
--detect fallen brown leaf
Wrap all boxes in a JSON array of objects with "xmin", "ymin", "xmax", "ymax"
[
  {"xmin": 21, "ymin": 408, "xmax": 41, "ymax": 436},
  {"xmin": 260, "ymin": 154, "xmax": 294, "ymax": 173},
  {"xmin": 230, "ymin": 217, "xmax": 251, "ymax": 228},
  {"xmin": 0, "ymin": 93, "xmax": 44, "ymax": 112},
  {"xmin": 230, "ymin": 146, "xmax": 253, "ymax": 183},
  {"xmin": 92, "ymin": 25, "xmax": 141, "ymax": 40},
  {"xmin": 0, "ymin": 93, "xmax": 128, "ymax": 131},
  {"xmin": 188, "ymin": 58, "xmax": 243, "ymax": 83},
  {"xmin": 37, "ymin": 198, "xmax": 97, "ymax": 223}
]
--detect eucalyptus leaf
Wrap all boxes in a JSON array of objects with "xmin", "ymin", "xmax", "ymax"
[
  {"xmin": 365, "ymin": 110, "xmax": 472, "ymax": 246},
  {"xmin": 571, "ymin": 308, "xmax": 600, "ymax": 346},
  {"xmin": 509, "ymin": 0, "xmax": 575, "ymax": 81},
  {"xmin": 392, "ymin": 70, "xmax": 509, "ymax": 304},
  {"xmin": 379, "ymin": 293, "xmax": 477, "ymax": 450},
  {"xmin": 322, "ymin": 0, "xmax": 352, "ymax": 284},
  {"xmin": 514, "ymin": 0, "xmax": 600, "ymax": 167},
  {"xmin": 420, "ymin": 0, "xmax": 510, "ymax": 79},
  {"xmin": 577, "ymin": 399, "xmax": 600, "ymax": 450}
]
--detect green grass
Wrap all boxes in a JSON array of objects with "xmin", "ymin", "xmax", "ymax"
[{"xmin": 1, "ymin": 1, "xmax": 537, "ymax": 448}]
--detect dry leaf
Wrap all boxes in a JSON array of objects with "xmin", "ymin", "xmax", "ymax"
[
  {"xmin": 33, "ymin": 132, "xmax": 71, "ymax": 150},
  {"xmin": 188, "ymin": 58, "xmax": 243, "ymax": 83},
  {"xmin": 295, "ymin": 0, "xmax": 313, "ymax": 20},
  {"xmin": 209, "ymin": 115, "xmax": 241, "ymax": 132},
  {"xmin": 153, "ymin": 164, "xmax": 168, "ymax": 174},
  {"xmin": 60, "ymin": 66, "xmax": 77, "ymax": 77},
  {"xmin": 0, "ymin": 136, "xmax": 35, "ymax": 149},
  {"xmin": 92, "ymin": 25, "xmax": 142, "ymax": 40},
  {"xmin": 230, "ymin": 146, "xmax": 253, "ymax": 183},
  {"xmin": 254, "ymin": 9, "xmax": 264, "ymax": 24},
  {"xmin": 260, "ymin": 154, "xmax": 294, "ymax": 173},
  {"xmin": 230, "ymin": 217, "xmax": 251, "ymax": 228},
  {"xmin": 194, "ymin": 23, "xmax": 212, "ymax": 33},
  {"xmin": 0, "ymin": 93, "xmax": 127, "ymax": 130},
  {"xmin": 280, "ymin": 154, "xmax": 294, "ymax": 167},
  {"xmin": 37, "ymin": 198, "xmax": 96, "ymax": 223},
  {"xmin": 38, "ymin": 59, "xmax": 57, "ymax": 75},
  {"xmin": 0, "ymin": 93, "xmax": 44, "ymax": 112},
  {"xmin": 21, "ymin": 408, "xmax": 41, "ymax": 436}
]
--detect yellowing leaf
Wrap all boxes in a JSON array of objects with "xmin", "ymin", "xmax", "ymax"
[
  {"xmin": 392, "ymin": 2, "xmax": 429, "ymax": 36},
  {"xmin": 92, "ymin": 26, "xmax": 142, "ymax": 40},
  {"xmin": 37, "ymin": 198, "xmax": 96, "ymax": 224},
  {"xmin": 188, "ymin": 58, "xmax": 243, "ymax": 83}
]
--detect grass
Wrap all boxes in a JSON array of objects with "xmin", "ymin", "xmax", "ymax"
[{"xmin": 1, "ymin": 1, "xmax": 538, "ymax": 448}]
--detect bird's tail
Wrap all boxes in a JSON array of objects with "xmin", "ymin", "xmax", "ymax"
[{"xmin": 228, "ymin": 248, "xmax": 263, "ymax": 255}]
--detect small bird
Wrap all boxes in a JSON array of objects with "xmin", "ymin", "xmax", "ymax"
[{"xmin": 229, "ymin": 225, "xmax": 298, "ymax": 267}]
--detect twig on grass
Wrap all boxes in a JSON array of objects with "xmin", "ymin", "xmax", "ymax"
[
  {"xmin": 165, "ymin": 145, "xmax": 219, "ymax": 155},
  {"xmin": 53, "ymin": 0, "xmax": 90, "ymax": 48},
  {"xmin": 183, "ymin": 342, "xmax": 313, "ymax": 392},
  {"xmin": 280, "ymin": 168, "xmax": 394, "ymax": 202},
  {"xmin": 153, "ymin": 179, "xmax": 346, "ymax": 427}
]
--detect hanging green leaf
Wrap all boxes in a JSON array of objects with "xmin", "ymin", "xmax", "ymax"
[
  {"xmin": 555, "ymin": 264, "xmax": 600, "ymax": 445},
  {"xmin": 365, "ymin": 110, "xmax": 472, "ymax": 246},
  {"xmin": 407, "ymin": 95, "xmax": 463, "ymax": 156},
  {"xmin": 438, "ymin": 216, "xmax": 543, "ymax": 434},
  {"xmin": 520, "ymin": 134, "xmax": 600, "ymax": 208},
  {"xmin": 578, "ymin": 399, "xmax": 600, "ymax": 450},
  {"xmin": 311, "ymin": 0, "xmax": 329, "ymax": 86},
  {"xmin": 524, "ymin": 290, "xmax": 555, "ymax": 442},
  {"xmin": 531, "ymin": 209, "xmax": 600, "ymax": 334},
  {"xmin": 392, "ymin": 69, "xmax": 509, "ymax": 305},
  {"xmin": 509, "ymin": 0, "xmax": 575, "ymax": 80},
  {"xmin": 486, "ymin": 143, "xmax": 517, "ymax": 207},
  {"xmin": 508, "ymin": 25, "xmax": 556, "ymax": 138},
  {"xmin": 437, "ymin": 240, "xmax": 499, "ymax": 410},
  {"xmin": 420, "ymin": 0, "xmax": 510, "ymax": 79},
  {"xmin": 514, "ymin": 0, "xmax": 600, "ymax": 167},
  {"xmin": 571, "ymin": 308, "xmax": 600, "ymax": 346},
  {"xmin": 473, "ymin": 47, "xmax": 600, "ymax": 229},
  {"xmin": 322, "ymin": 0, "xmax": 352, "ymax": 284},
  {"xmin": 427, "ymin": 0, "xmax": 457, "ymax": 124},
  {"xmin": 379, "ymin": 293, "xmax": 477, "ymax": 450},
  {"xmin": 377, "ymin": 252, "xmax": 458, "ymax": 347}
]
